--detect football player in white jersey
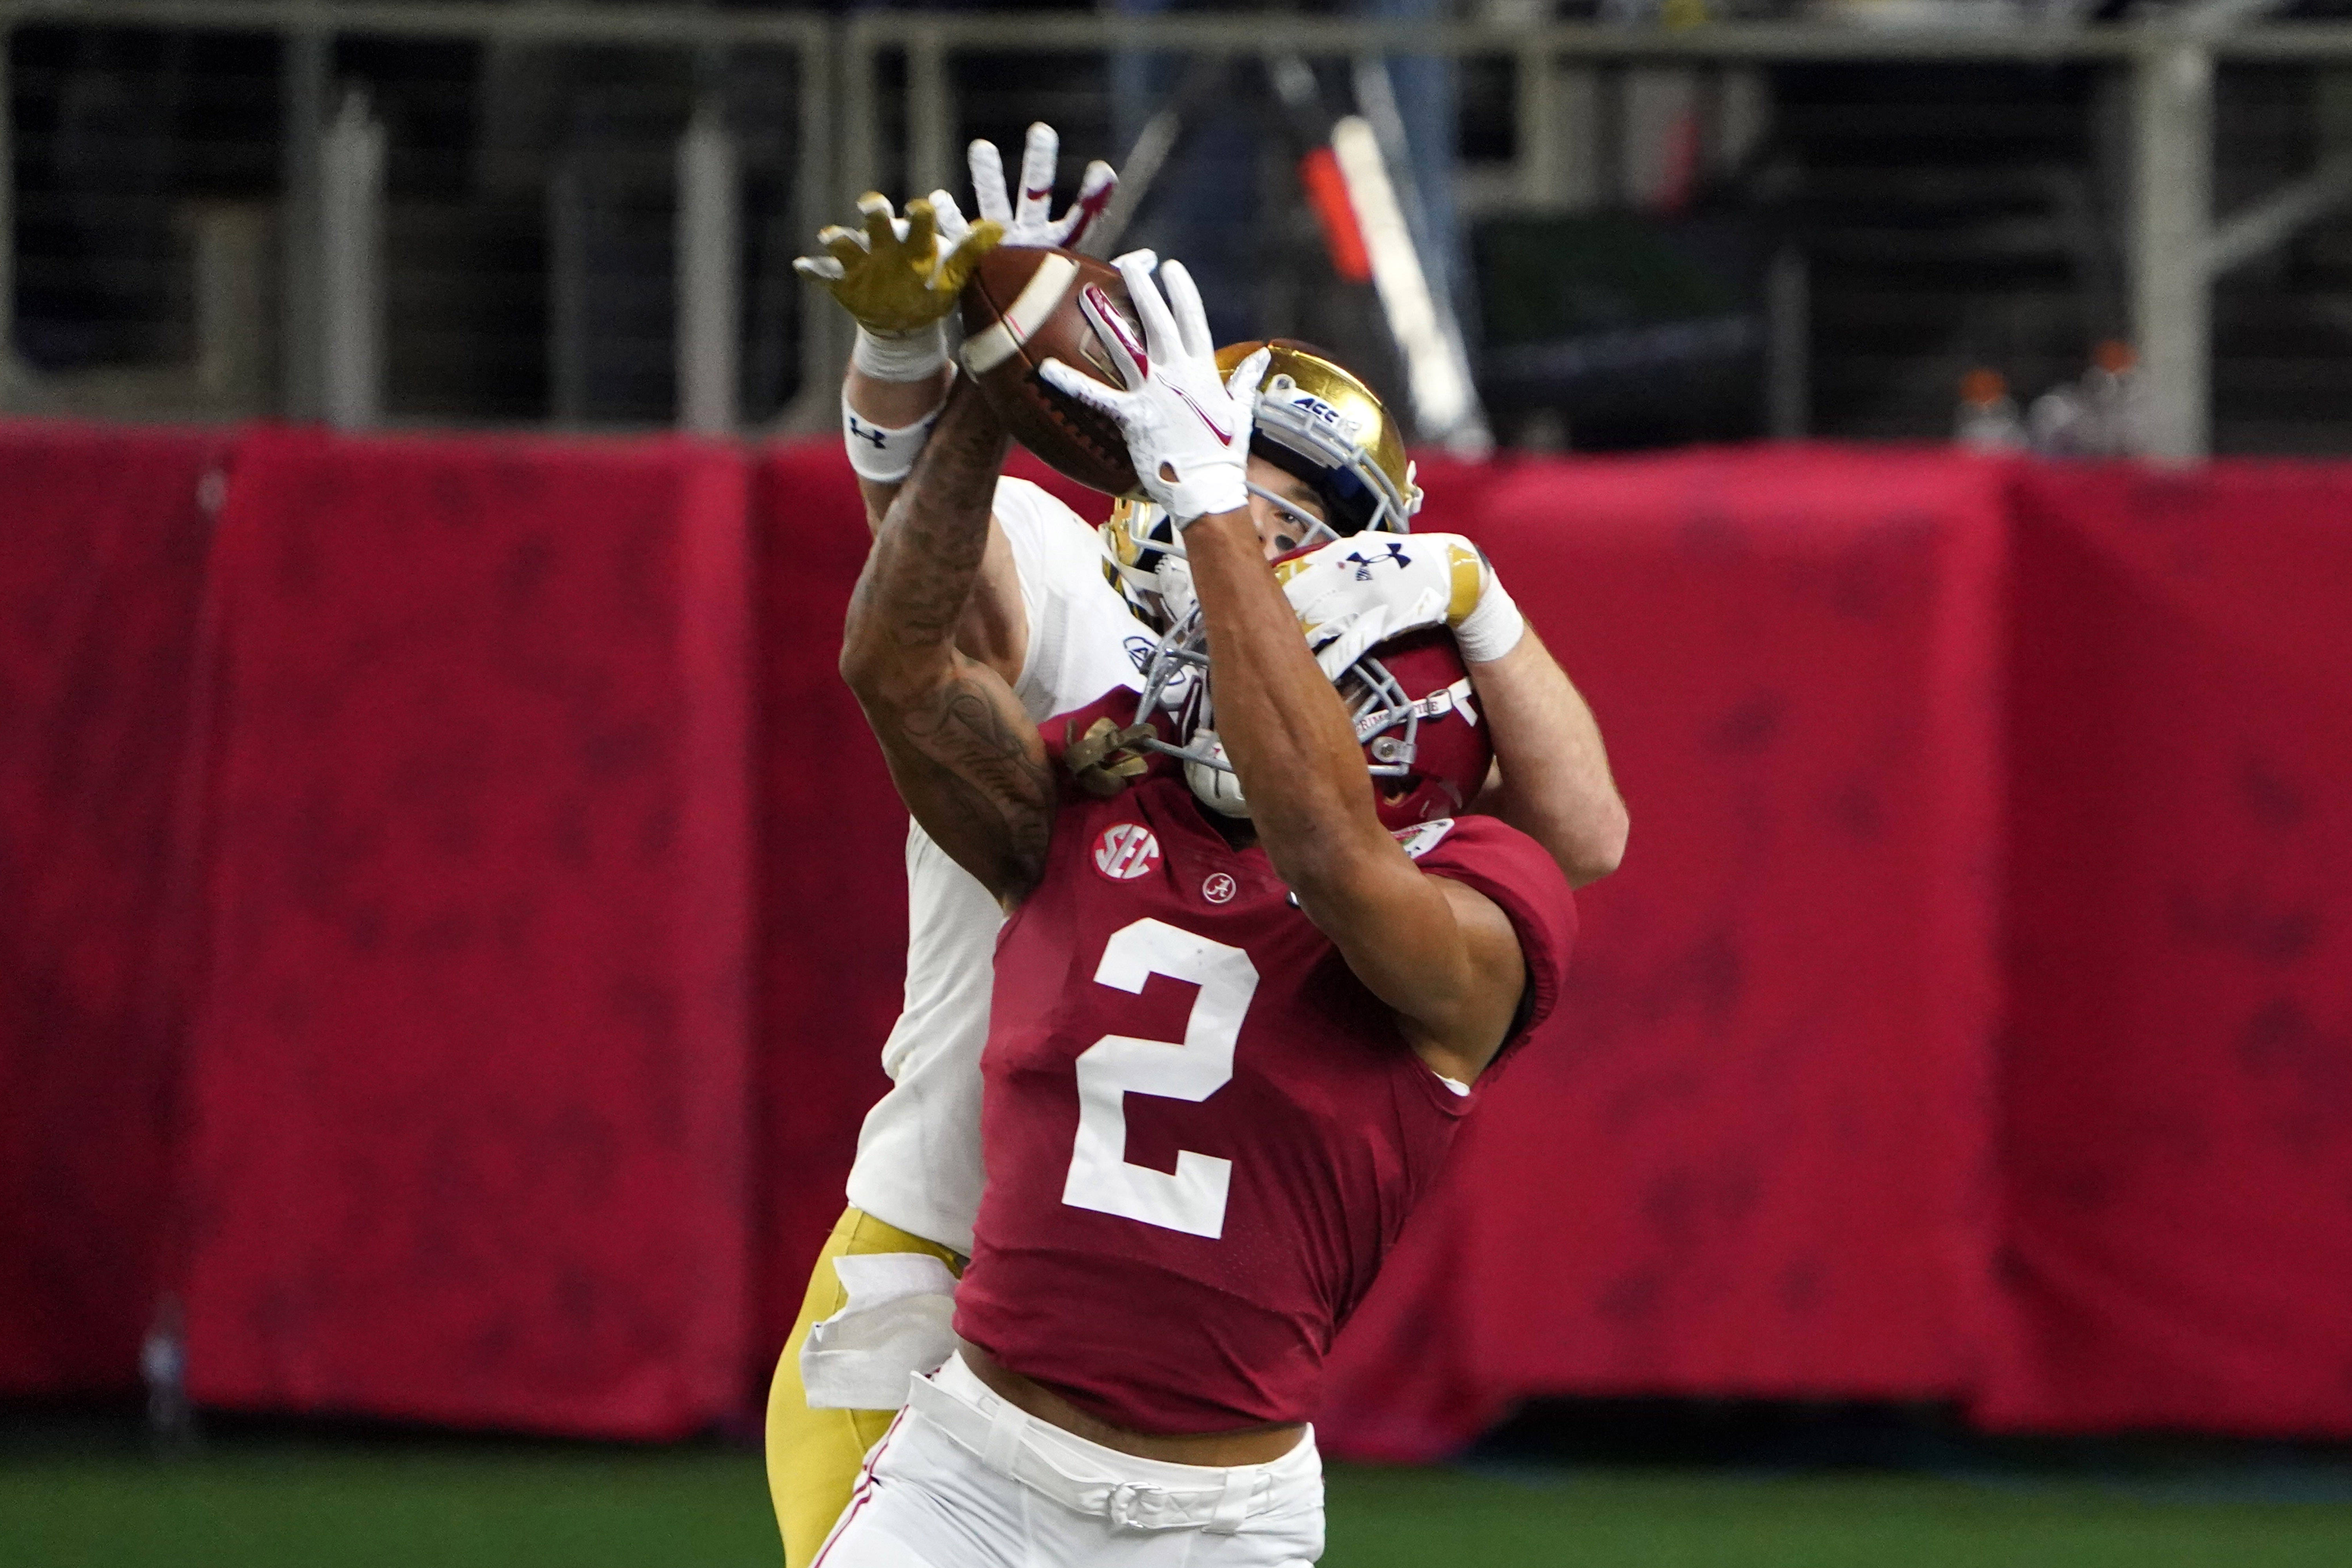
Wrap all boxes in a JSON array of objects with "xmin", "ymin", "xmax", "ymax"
[{"xmin": 769, "ymin": 123, "xmax": 1628, "ymax": 1567}]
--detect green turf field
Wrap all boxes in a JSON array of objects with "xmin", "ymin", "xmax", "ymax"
[{"xmin": 4, "ymin": 1443, "xmax": 2350, "ymax": 1566}]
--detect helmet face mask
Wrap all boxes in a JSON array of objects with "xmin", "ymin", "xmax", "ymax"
[{"xmin": 1132, "ymin": 611, "xmax": 1488, "ymax": 831}]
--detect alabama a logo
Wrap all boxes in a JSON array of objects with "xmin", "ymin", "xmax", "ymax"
[{"xmin": 1092, "ymin": 822, "xmax": 1162, "ymax": 882}]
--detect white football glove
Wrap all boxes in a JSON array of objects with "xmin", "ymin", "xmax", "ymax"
[
  {"xmin": 1275, "ymin": 530, "xmax": 1528, "ymax": 676},
  {"xmin": 930, "ymin": 121, "xmax": 1116, "ymax": 253},
  {"xmin": 1040, "ymin": 251, "xmax": 1269, "ymax": 524}
]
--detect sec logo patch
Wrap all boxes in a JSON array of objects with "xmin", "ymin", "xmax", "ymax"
[{"xmin": 1092, "ymin": 822, "xmax": 1162, "ymax": 882}]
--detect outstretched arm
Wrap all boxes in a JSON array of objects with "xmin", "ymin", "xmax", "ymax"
[
  {"xmin": 838, "ymin": 379, "xmax": 1054, "ymax": 907},
  {"xmin": 805, "ymin": 124, "xmax": 1118, "ymax": 688},
  {"xmin": 795, "ymin": 188, "xmax": 1033, "ymax": 686},
  {"xmin": 1189, "ymin": 510, "xmax": 1527, "ymax": 1082},
  {"xmin": 1043, "ymin": 255, "xmax": 1526, "ymax": 1082},
  {"xmin": 1470, "ymin": 630, "xmax": 1627, "ymax": 887},
  {"xmin": 844, "ymin": 358, "xmax": 1031, "ymax": 686}
]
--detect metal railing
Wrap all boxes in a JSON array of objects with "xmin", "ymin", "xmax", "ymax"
[
  {"xmin": 7, "ymin": 2, "xmax": 2352, "ymax": 454},
  {"xmin": 0, "ymin": 0, "xmax": 831, "ymax": 429}
]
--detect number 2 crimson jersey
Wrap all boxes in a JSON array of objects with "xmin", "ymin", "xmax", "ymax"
[{"xmin": 951, "ymin": 693, "xmax": 1578, "ymax": 1434}]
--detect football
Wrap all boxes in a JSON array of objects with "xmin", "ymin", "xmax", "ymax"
[{"xmin": 960, "ymin": 246, "xmax": 1142, "ymax": 497}]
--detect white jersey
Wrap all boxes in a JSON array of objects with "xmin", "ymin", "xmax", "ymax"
[{"xmin": 843, "ymin": 477, "xmax": 1143, "ymax": 1255}]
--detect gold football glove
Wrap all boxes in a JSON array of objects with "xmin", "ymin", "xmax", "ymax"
[
  {"xmin": 793, "ymin": 192, "xmax": 1003, "ymax": 338},
  {"xmin": 1063, "ymin": 716, "xmax": 1154, "ymax": 798}
]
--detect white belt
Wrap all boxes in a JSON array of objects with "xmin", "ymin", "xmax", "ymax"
[{"xmin": 905, "ymin": 1362, "xmax": 1272, "ymax": 1534}]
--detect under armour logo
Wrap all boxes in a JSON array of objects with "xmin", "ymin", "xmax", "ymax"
[
  {"xmin": 845, "ymin": 415, "xmax": 887, "ymax": 450},
  {"xmin": 1344, "ymin": 542, "xmax": 1411, "ymax": 580}
]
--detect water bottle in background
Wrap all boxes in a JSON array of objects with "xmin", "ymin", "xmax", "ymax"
[
  {"xmin": 2081, "ymin": 339, "xmax": 2142, "ymax": 457},
  {"xmin": 1955, "ymin": 367, "xmax": 2027, "ymax": 451},
  {"xmin": 142, "ymin": 1294, "xmax": 196, "ymax": 1454}
]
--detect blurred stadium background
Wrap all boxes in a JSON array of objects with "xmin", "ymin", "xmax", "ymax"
[{"xmin": 4, "ymin": 0, "xmax": 2352, "ymax": 1563}]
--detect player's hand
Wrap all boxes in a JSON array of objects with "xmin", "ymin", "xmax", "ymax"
[
  {"xmin": 930, "ymin": 121, "xmax": 1116, "ymax": 252},
  {"xmin": 1039, "ymin": 250, "xmax": 1269, "ymax": 524},
  {"xmin": 1277, "ymin": 530, "xmax": 1526, "ymax": 675},
  {"xmin": 793, "ymin": 192, "xmax": 1002, "ymax": 339}
]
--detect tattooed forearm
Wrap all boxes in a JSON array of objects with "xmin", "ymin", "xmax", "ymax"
[
  {"xmin": 846, "ymin": 377, "xmax": 1009, "ymax": 656},
  {"xmin": 904, "ymin": 681, "xmax": 1053, "ymax": 815},
  {"xmin": 895, "ymin": 671, "xmax": 1054, "ymax": 894},
  {"xmin": 839, "ymin": 376, "xmax": 1054, "ymax": 906}
]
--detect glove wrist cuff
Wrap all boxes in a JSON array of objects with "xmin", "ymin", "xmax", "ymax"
[
  {"xmin": 1161, "ymin": 470, "xmax": 1250, "ymax": 530},
  {"xmin": 851, "ymin": 322, "xmax": 950, "ymax": 383},
  {"xmin": 1454, "ymin": 577, "xmax": 1526, "ymax": 664}
]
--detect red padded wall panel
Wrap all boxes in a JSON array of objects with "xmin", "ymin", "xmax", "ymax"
[
  {"xmin": 0, "ymin": 423, "xmax": 225, "ymax": 1395},
  {"xmin": 1323, "ymin": 448, "xmax": 2009, "ymax": 1457},
  {"xmin": 178, "ymin": 428, "xmax": 754, "ymax": 1437},
  {"xmin": 1983, "ymin": 462, "xmax": 2352, "ymax": 1436}
]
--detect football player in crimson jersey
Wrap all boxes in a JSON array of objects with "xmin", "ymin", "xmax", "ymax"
[
  {"xmin": 773, "ymin": 126, "xmax": 1626, "ymax": 1568},
  {"xmin": 823, "ymin": 252, "xmax": 1582, "ymax": 1566}
]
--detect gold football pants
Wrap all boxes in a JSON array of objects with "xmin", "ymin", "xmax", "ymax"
[{"xmin": 765, "ymin": 1205, "xmax": 964, "ymax": 1568}]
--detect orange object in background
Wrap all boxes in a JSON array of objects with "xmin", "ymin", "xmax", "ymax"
[
  {"xmin": 1959, "ymin": 367, "xmax": 2010, "ymax": 406},
  {"xmin": 1299, "ymin": 145, "xmax": 1373, "ymax": 284}
]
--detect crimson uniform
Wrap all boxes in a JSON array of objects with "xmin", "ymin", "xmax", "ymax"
[
  {"xmin": 954, "ymin": 697, "xmax": 1577, "ymax": 1432},
  {"xmin": 815, "ymin": 691, "xmax": 1574, "ymax": 1568}
]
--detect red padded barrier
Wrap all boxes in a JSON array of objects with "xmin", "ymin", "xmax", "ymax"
[
  {"xmin": 1982, "ymin": 463, "xmax": 2352, "ymax": 1436},
  {"xmin": 1321, "ymin": 447, "xmax": 2009, "ymax": 1457},
  {"xmin": 0, "ymin": 423, "xmax": 225, "ymax": 1395},
  {"xmin": 11, "ymin": 415, "xmax": 2352, "ymax": 1448},
  {"xmin": 177, "ymin": 428, "xmax": 754, "ymax": 1437}
]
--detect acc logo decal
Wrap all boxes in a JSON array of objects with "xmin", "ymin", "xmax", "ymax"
[
  {"xmin": 1391, "ymin": 818, "xmax": 1456, "ymax": 860},
  {"xmin": 1280, "ymin": 390, "xmax": 1360, "ymax": 440},
  {"xmin": 1093, "ymin": 823, "xmax": 1162, "ymax": 882},
  {"xmin": 1201, "ymin": 872, "xmax": 1238, "ymax": 904}
]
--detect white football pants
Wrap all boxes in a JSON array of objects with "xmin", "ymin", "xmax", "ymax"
[{"xmin": 812, "ymin": 1352, "xmax": 1325, "ymax": 1568}]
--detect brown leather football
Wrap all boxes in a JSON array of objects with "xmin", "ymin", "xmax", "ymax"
[{"xmin": 960, "ymin": 246, "xmax": 1142, "ymax": 498}]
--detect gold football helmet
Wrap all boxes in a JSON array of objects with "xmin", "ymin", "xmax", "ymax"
[{"xmin": 1101, "ymin": 339, "xmax": 1422, "ymax": 627}]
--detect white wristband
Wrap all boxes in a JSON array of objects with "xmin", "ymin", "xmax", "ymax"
[
  {"xmin": 851, "ymin": 322, "xmax": 949, "ymax": 383},
  {"xmin": 843, "ymin": 394, "xmax": 942, "ymax": 484},
  {"xmin": 1454, "ymin": 576, "xmax": 1527, "ymax": 665}
]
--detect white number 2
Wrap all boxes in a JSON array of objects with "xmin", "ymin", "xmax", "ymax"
[{"xmin": 1060, "ymin": 918, "xmax": 1260, "ymax": 1240}]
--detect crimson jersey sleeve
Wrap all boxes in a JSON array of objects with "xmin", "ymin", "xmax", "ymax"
[{"xmin": 1392, "ymin": 814, "xmax": 1577, "ymax": 1084}]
